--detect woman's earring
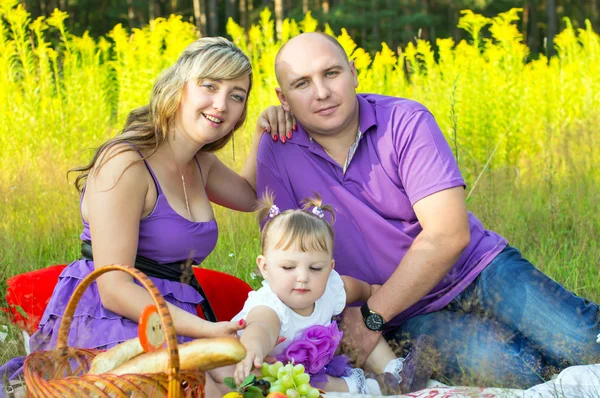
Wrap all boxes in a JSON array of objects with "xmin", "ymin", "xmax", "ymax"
[
  {"xmin": 231, "ymin": 132, "xmax": 235, "ymax": 162},
  {"xmin": 169, "ymin": 119, "xmax": 176, "ymax": 141}
]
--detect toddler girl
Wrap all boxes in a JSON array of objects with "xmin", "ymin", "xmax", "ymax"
[{"xmin": 217, "ymin": 193, "xmax": 435, "ymax": 395}]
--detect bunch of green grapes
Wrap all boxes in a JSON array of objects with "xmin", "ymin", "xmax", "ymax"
[{"xmin": 260, "ymin": 361, "xmax": 320, "ymax": 398}]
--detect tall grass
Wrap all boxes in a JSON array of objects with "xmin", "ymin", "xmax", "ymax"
[{"xmin": 1, "ymin": 1, "xmax": 599, "ymax": 362}]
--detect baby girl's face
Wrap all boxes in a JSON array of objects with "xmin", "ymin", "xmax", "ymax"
[{"xmin": 259, "ymin": 243, "xmax": 334, "ymax": 317}]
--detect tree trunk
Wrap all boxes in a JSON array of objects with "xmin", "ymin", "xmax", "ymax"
[
  {"xmin": 193, "ymin": 0, "xmax": 207, "ymax": 36},
  {"xmin": 592, "ymin": 0, "xmax": 599, "ymax": 31},
  {"xmin": 546, "ymin": 0, "xmax": 557, "ymax": 57},
  {"xmin": 302, "ymin": 0, "xmax": 309, "ymax": 13},
  {"xmin": 208, "ymin": 0, "xmax": 218, "ymax": 36},
  {"xmin": 171, "ymin": 0, "xmax": 178, "ymax": 14},
  {"xmin": 371, "ymin": 0, "xmax": 379, "ymax": 45},
  {"xmin": 239, "ymin": 0, "xmax": 247, "ymax": 28},
  {"xmin": 127, "ymin": 0, "xmax": 135, "ymax": 29},
  {"xmin": 527, "ymin": 0, "xmax": 539, "ymax": 55},
  {"xmin": 321, "ymin": 0, "xmax": 330, "ymax": 13},
  {"xmin": 149, "ymin": 1, "xmax": 156, "ymax": 22},
  {"xmin": 225, "ymin": 0, "xmax": 236, "ymax": 24},
  {"xmin": 275, "ymin": 0, "xmax": 283, "ymax": 40}
]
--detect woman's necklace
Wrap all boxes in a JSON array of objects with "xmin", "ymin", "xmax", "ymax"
[{"xmin": 167, "ymin": 143, "xmax": 193, "ymax": 221}]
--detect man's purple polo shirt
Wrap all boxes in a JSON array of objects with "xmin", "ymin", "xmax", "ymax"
[{"xmin": 256, "ymin": 94, "xmax": 507, "ymax": 329}]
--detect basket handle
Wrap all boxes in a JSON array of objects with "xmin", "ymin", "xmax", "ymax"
[{"xmin": 55, "ymin": 264, "xmax": 182, "ymax": 397}]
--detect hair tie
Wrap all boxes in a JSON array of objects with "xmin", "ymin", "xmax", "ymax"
[
  {"xmin": 311, "ymin": 206, "xmax": 324, "ymax": 219},
  {"xmin": 268, "ymin": 204, "xmax": 280, "ymax": 218}
]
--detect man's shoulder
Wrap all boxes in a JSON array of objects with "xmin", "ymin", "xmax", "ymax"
[{"xmin": 359, "ymin": 93, "xmax": 430, "ymax": 116}]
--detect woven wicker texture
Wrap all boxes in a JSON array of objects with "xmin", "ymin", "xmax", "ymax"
[{"xmin": 23, "ymin": 264, "xmax": 205, "ymax": 397}]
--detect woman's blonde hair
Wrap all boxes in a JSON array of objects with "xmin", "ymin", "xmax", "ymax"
[
  {"xmin": 257, "ymin": 192, "xmax": 336, "ymax": 255},
  {"xmin": 71, "ymin": 37, "xmax": 252, "ymax": 192}
]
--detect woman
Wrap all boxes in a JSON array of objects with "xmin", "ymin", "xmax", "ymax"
[
  {"xmin": 30, "ymin": 37, "xmax": 258, "ymax": 353},
  {"xmin": 1, "ymin": 37, "xmax": 298, "ymax": 395}
]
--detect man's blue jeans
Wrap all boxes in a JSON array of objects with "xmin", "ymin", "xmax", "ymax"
[{"xmin": 386, "ymin": 245, "xmax": 600, "ymax": 388}]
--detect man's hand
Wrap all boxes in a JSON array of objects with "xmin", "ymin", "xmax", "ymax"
[
  {"xmin": 256, "ymin": 105, "xmax": 296, "ymax": 143},
  {"xmin": 339, "ymin": 306, "xmax": 381, "ymax": 367}
]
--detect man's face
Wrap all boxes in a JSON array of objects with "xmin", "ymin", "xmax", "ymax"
[{"xmin": 275, "ymin": 36, "xmax": 359, "ymax": 138}]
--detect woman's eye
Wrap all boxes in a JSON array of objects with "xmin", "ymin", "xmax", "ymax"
[
  {"xmin": 202, "ymin": 83, "xmax": 216, "ymax": 91},
  {"xmin": 310, "ymin": 268, "xmax": 322, "ymax": 271},
  {"xmin": 231, "ymin": 94, "xmax": 245, "ymax": 102},
  {"xmin": 283, "ymin": 266, "xmax": 294, "ymax": 270}
]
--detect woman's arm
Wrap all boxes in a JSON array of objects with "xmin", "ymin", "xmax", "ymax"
[
  {"xmin": 86, "ymin": 146, "xmax": 241, "ymax": 339},
  {"xmin": 203, "ymin": 107, "xmax": 295, "ymax": 212},
  {"xmin": 341, "ymin": 275, "xmax": 379, "ymax": 304},
  {"xmin": 234, "ymin": 306, "xmax": 281, "ymax": 385}
]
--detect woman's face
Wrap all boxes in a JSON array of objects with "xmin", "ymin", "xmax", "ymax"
[{"xmin": 175, "ymin": 74, "xmax": 250, "ymax": 146}]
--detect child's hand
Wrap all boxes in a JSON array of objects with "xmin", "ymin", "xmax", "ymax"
[
  {"xmin": 234, "ymin": 347, "xmax": 264, "ymax": 385},
  {"xmin": 206, "ymin": 319, "xmax": 246, "ymax": 338}
]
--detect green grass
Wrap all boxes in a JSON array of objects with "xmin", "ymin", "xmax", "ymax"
[{"xmin": 2, "ymin": 161, "xmax": 599, "ymax": 363}]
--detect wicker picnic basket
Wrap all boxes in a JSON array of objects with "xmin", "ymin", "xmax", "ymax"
[{"xmin": 23, "ymin": 264, "xmax": 206, "ymax": 397}]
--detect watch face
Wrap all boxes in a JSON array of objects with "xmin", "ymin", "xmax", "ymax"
[{"xmin": 365, "ymin": 313, "xmax": 384, "ymax": 331}]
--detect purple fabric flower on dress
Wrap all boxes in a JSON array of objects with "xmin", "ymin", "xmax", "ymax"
[{"xmin": 278, "ymin": 321, "xmax": 343, "ymax": 375}]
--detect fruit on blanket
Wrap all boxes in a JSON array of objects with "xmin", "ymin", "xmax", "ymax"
[
  {"xmin": 261, "ymin": 361, "xmax": 320, "ymax": 398},
  {"xmin": 223, "ymin": 393, "xmax": 244, "ymax": 398}
]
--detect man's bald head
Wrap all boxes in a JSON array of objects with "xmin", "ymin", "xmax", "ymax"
[{"xmin": 274, "ymin": 32, "xmax": 350, "ymax": 85}]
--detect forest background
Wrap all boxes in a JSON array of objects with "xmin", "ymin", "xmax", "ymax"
[{"xmin": 1, "ymin": 0, "xmax": 599, "ymax": 368}]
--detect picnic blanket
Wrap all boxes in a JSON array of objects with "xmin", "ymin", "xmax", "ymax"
[{"xmin": 324, "ymin": 364, "xmax": 600, "ymax": 397}]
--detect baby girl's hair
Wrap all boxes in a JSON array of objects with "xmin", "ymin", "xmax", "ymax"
[{"xmin": 257, "ymin": 191, "xmax": 336, "ymax": 255}]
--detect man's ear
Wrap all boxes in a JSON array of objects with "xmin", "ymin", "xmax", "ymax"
[
  {"xmin": 349, "ymin": 60, "xmax": 358, "ymax": 88},
  {"xmin": 275, "ymin": 87, "xmax": 291, "ymax": 112},
  {"xmin": 330, "ymin": 259, "xmax": 335, "ymax": 270},
  {"xmin": 257, "ymin": 255, "xmax": 269, "ymax": 279}
]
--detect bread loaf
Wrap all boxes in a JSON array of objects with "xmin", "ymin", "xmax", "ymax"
[
  {"xmin": 88, "ymin": 337, "xmax": 144, "ymax": 374},
  {"xmin": 108, "ymin": 337, "xmax": 246, "ymax": 374}
]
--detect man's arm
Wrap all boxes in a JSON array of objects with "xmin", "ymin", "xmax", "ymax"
[
  {"xmin": 367, "ymin": 185, "xmax": 470, "ymax": 321},
  {"xmin": 342, "ymin": 186, "xmax": 470, "ymax": 366}
]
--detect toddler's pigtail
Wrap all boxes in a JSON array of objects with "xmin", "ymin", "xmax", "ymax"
[
  {"xmin": 301, "ymin": 192, "xmax": 336, "ymax": 224},
  {"xmin": 256, "ymin": 190, "xmax": 279, "ymax": 223}
]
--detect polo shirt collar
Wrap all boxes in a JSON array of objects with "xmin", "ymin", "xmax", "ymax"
[
  {"xmin": 289, "ymin": 94, "xmax": 378, "ymax": 147},
  {"xmin": 357, "ymin": 94, "xmax": 377, "ymax": 134}
]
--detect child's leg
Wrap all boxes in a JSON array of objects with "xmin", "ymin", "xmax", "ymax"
[
  {"xmin": 323, "ymin": 375, "xmax": 350, "ymax": 392},
  {"xmin": 364, "ymin": 334, "xmax": 438, "ymax": 394},
  {"xmin": 207, "ymin": 365, "xmax": 238, "ymax": 396},
  {"xmin": 364, "ymin": 336, "xmax": 398, "ymax": 374},
  {"xmin": 206, "ymin": 367, "xmax": 232, "ymax": 396}
]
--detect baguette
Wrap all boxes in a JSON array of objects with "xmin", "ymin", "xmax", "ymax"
[
  {"xmin": 108, "ymin": 337, "xmax": 246, "ymax": 375},
  {"xmin": 88, "ymin": 337, "xmax": 144, "ymax": 374}
]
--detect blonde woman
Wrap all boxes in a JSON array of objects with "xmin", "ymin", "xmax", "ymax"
[{"xmin": 25, "ymin": 38, "xmax": 289, "ymax": 358}]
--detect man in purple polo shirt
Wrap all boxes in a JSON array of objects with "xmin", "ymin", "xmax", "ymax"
[{"xmin": 255, "ymin": 32, "xmax": 600, "ymax": 388}]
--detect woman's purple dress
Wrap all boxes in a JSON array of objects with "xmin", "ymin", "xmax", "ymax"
[{"xmin": 26, "ymin": 157, "xmax": 218, "ymax": 357}]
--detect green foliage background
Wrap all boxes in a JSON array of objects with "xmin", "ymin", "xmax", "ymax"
[{"xmin": 1, "ymin": 0, "xmax": 599, "ymax": 362}]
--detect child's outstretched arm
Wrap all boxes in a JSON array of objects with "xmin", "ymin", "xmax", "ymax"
[
  {"xmin": 341, "ymin": 275, "xmax": 381, "ymax": 304},
  {"xmin": 234, "ymin": 305, "xmax": 281, "ymax": 385}
]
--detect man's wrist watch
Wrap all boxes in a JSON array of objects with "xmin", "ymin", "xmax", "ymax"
[{"xmin": 360, "ymin": 302, "xmax": 385, "ymax": 331}]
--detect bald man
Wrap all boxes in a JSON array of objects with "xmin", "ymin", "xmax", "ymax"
[{"xmin": 254, "ymin": 32, "xmax": 600, "ymax": 388}]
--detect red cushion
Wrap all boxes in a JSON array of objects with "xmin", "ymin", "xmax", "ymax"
[
  {"xmin": 5, "ymin": 265, "xmax": 252, "ymax": 334},
  {"xmin": 6, "ymin": 264, "xmax": 67, "ymax": 335},
  {"xmin": 194, "ymin": 268, "xmax": 252, "ymax": 321}
]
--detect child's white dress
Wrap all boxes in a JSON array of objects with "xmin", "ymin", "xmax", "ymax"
[{"xmin": 232, "ymin": 270, "xmax": 347, "ymax": 357}]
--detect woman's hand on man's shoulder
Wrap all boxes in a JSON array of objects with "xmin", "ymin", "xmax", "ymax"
[{"xmin": 256, "ymin": 105, "xmax": 296, "ymax": 144}]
